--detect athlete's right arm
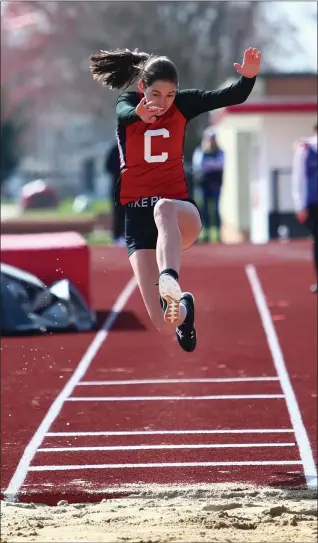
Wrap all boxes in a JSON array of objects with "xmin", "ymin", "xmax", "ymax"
[
  {"xmin": 116, "ymin": 93, "xmax": 164, "ymax": 125},
  {"xmin": 116, "ymin": 92, "xmax": 140, "ymax": 125}
]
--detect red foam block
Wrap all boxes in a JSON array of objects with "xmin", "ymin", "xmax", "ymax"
[{"xmin": 1, "ymin": 231, "xmax": 91, "ymax": 305}]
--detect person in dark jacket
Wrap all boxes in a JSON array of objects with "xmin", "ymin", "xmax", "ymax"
[
  {"xmin": 192, "ymin": 128, "xmax": 224, "ymax": 242},
  {"xmin": 105, "ymin": 141, "xmax": 125, "ymax": 245}
]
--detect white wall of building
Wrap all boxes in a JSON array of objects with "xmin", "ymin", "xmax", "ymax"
[
  {"xmin": 216, "ymin": 114, "xmax": 263, "ymax": 233},
  {"xmin": 263, "ymin": 113, "xmax": 317, "ymax": 212},
  {"xmin": 215, "ymin": 110, "xmax": 316, "ymax": 243}
]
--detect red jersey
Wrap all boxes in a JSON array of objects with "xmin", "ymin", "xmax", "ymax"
[{"xmin": 115, "ymin": 76, "xmax": 256, "ymax": 205}]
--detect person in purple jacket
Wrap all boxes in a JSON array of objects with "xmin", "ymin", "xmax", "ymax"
[{"xmin": 291, "ymin": 124, "xmax": 318, "ymax": 293}]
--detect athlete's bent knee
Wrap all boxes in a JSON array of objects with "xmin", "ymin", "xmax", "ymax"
[{"xmin": 154, "ymin": 198, "xmax": 175, "ymax": 224}]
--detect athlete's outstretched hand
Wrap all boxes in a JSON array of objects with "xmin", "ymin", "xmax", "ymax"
[
  {"xmin": 234, "ymin": 48, "xmax": 261, "ymax": 78},
  {"xmin": 136, "ymin": 96, "xmax": 163, "ymax": 123}
]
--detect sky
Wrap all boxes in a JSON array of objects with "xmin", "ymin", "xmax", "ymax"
[
  {"xmin": 1, "ymin": 1, "xmax": 317, "ymax": 72},
  {"xmin": 268, "ymin": 1, "xmax": 317, "ymax": 72}
]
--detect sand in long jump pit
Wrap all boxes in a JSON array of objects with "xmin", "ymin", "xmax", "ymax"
[{"xmin": 1, "ymin": 483, "xmax": 317, "ymax": 542}]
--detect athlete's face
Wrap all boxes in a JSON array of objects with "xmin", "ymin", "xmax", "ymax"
[{"xmin": 138, "ymin": 79, "xmax": 177, "ymax": 116}]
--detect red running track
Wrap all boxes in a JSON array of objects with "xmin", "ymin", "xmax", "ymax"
[{"xmin": 1, "ymin": 242, "xmax": 317, "ymax": 504}]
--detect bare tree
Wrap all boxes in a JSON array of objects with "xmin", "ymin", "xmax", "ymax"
[{"xmin": 1, "ymin": 1, "xmax": 302, "ymax": 160}]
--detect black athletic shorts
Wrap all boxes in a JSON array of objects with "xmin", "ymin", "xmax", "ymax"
[{"xmin": 124, "ymin": 196, "xmax": 201, "ymax": 257}]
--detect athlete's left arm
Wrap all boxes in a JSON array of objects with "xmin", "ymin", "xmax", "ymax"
[
  {"xmin": 175, "ymin": 75, "xmax": 256, "ymax": 121},
  {"xmin": 176, "ymin": 48, "xmax": 261, "ymax": 121}
]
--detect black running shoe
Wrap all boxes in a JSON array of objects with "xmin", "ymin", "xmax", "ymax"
[{"xmin": 176, "ymin": 292, "xmax": 196, "ymax": 352}]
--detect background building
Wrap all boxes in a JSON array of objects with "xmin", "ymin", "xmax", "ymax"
[{"xmin": 212, "ymin": 73, "xmax": 317, "ymax": 243}]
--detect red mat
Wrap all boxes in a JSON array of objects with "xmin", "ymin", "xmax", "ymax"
[{"xmin": 1, "ymin": 231, "xmax": 91, "ymax": 304}]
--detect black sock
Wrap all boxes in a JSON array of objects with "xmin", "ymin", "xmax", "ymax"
[{"xmin": 159, "ymin": 268, "xmax": 179, "ymax": 282}]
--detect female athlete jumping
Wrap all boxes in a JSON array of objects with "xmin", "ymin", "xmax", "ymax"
[{"xmin": 90, "ymin": 47, "xmax": 261, "ymax": 352}]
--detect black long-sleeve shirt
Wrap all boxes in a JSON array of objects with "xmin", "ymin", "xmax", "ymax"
[{"xmin": 115, "ymin": 75, "xmax": 256, "ymax": 204}]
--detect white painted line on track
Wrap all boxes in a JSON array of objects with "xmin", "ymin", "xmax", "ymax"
[
  {"xmin": 66, "ymin": 394, "xmax": 284, "ymax": 401},
  {"xmin": 46, "ymin": 429, "xmax": 295, "ymax": 437},
  {"xmin": 29, "ymin": 460, "xmax": 302, "ymax": 472},
  {"xmin": 38, "ymin": 443, "xmax": 296, "ymax": 452},
  {"xmin": 246, "ymin": 264, "xmax": 317, "ymax": 490},
  {"xmin": 3, "ymin": 276, "xmax": 137, "ymax": 502},
  {"xmin": 77, "ymin": 377, "xmax": 279, "ymax": 385}
]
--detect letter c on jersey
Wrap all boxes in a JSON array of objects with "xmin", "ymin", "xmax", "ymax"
[{"xmin": 144, "ymin": 129, "xmax": 169, "ymax": 163}]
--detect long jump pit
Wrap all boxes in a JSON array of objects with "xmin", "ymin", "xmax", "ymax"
[{"xmin": 1, "ymin": 242, "xmax": 317, "ymax": 542}]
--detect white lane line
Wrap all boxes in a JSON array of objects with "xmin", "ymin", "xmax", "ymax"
[
  {"xmin": 29, "ymin": 460, "xmax": 302, "ymax": 472},
  {"xmin": 46, "ymin": 429, "xmax": 294, "ymax": 437},
  {"xmin": 38, "ymin": 443, "xmax": 296, "ymax": 452},
  {"xmin": 66, "ymin": 394, "xmax": 284, "ymax": 401},
  {"xmin": 245, "ymin": 264, "xmax": 317, "ymax": 489},
  {"xmin": 3, "ymin": 276, "xmax": 137, "ymax": 502},
  {"xmin": 77, "ymin": 377, "xmax": 279, "ymax": 385}
]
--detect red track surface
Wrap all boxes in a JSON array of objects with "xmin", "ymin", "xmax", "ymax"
[{"xmin": 1, "ymin": 242, "xmax": 317, "ymax": 504}]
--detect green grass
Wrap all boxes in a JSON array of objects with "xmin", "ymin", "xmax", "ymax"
[
  {"xmin": 58, "ymin": 198, "xmax": 111, "ymax": 215},
  {"xmin": 198, "ymin": 226, "xmax": 219, "ymax": 242},
  {"xmin": 194, "ymin": 194, "xmax": 219, "ymax": 242},
  {"xmin": 21, "ymin": 198, "xmax": 111, "ymax": 220},
  {"xmin": 85, "ymin": 230, "xmax": 112, "ymax": 245},
  {"xmin": 20, "ymin": 210, "xmax": 94, "ymax": 220}
]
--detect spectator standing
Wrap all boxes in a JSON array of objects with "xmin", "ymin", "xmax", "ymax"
[
  {"xmin": 291, "ymin": 124, "xmax": 318, "ymax": 293},
  {"xmin": 192, "ymin": 128, "xmax": 224, "ymax": 242},
  {"xmin": 105, "ymin": 141, "xmax": 125, "ymax": 246}
]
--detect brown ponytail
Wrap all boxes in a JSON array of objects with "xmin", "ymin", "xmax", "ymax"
[{"xmin": 90, "ymin": 48, "xmax": 150, "ymax": 90}]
